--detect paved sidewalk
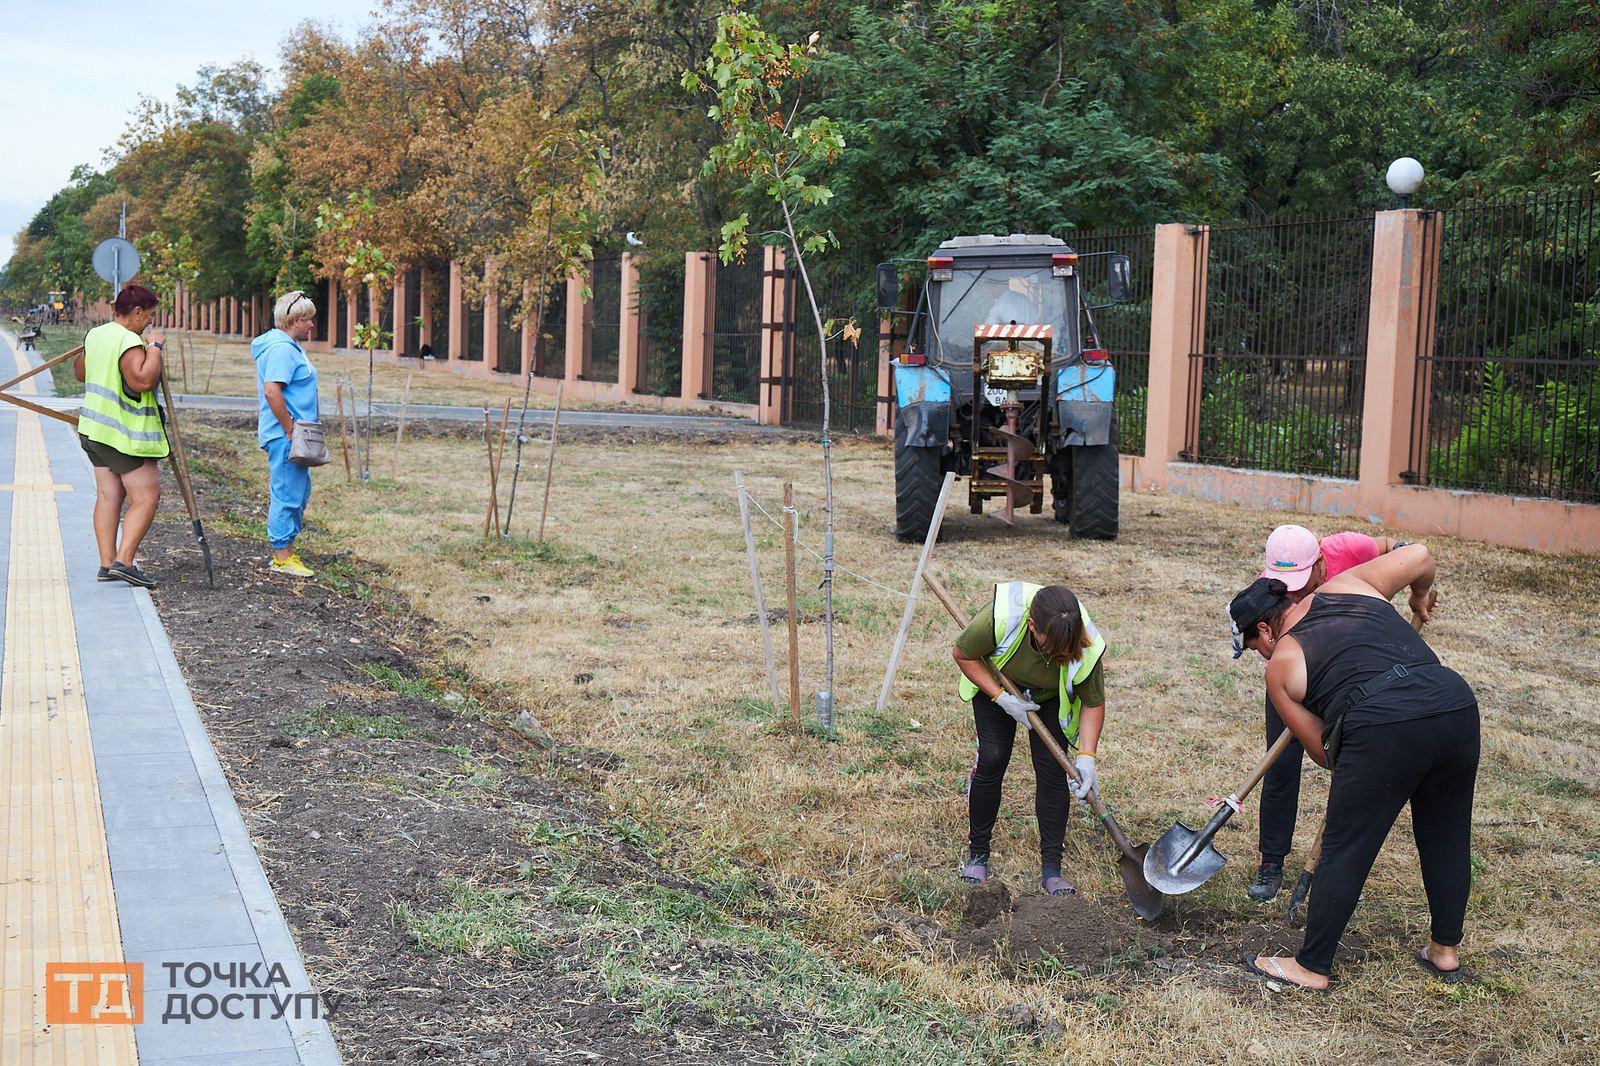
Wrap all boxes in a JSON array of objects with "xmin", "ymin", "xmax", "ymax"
[{"xmin": 0, "ymin": 332, "xmax": 341, "ymax": 1064}]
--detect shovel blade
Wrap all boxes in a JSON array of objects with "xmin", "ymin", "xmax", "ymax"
[
  {"xmin": 1119, "ymin": 844, "xmax": 1166, "ymax": 921},
  {"xmin": 1143, "ymin": 821, "xmax": 1227, "ymax": 895}
]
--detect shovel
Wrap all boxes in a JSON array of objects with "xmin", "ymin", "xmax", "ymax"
[
  {"xmin": 923, "ymin": 572, "xmax": 1166, "ymax": 921},
  {"xmin": 1144, "ymin": 729, "xmax": 1293, "ymax": 895},
  {"xmin": 1284, "ymin": 599, "xmax": 1434, "ymax": 924}
]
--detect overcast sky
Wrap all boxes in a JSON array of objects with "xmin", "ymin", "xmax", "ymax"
[{"xmin": 0, "ymin": 0, "xmax": 382, "ymax": 265}]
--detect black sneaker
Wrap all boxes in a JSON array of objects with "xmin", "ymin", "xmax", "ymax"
[
  {"xmin": 96, "ymin": 566, "xmax": 114, "ymax": 581},
  {"xmin": 1247, "ymin": 862, "xmax": 1284, "ymax": 902},
  {"xmin": 107, "ymin": 562, "xmax": 157, "ymax": 589}
]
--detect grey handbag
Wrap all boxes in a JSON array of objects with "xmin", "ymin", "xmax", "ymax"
[{"xmin": 288, "ymin": 419, "xmax": 331, "ymax": 467}]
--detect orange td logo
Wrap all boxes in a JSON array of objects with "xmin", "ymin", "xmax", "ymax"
[{"xmin": 45, "ymin": 963, "xmax": 144, "ymax": 1025}]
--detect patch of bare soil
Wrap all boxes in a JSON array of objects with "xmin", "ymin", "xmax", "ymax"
[
  {"xmin": 952, "ymin": 880, "xmax": 1316, "ymax": 979},
  {"xmin": 140, "ymin": 486, "xmax": 795, "ymax": 1063}
]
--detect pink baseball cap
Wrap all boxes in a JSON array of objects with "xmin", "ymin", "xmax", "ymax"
[{"xmin": 1259, "ymin": 524, "xmax": 1321, "ymax": 592}]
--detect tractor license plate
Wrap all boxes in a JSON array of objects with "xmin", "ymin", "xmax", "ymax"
[{"xmin": 983, "ymin": 387, "xmax": 1009, "ymax": 407}]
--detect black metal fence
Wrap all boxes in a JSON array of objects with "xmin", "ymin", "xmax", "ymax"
[
  {"xmin": 1072, "ymin": 226, "xmax": 1154, "ymax": 455},
  {"xmin": 636, "ymin": 255, "xmax": 684, "ymax": 396},
  {"xmin": 1409, "ymin": 192, "xmax": 1600, "ymax": 503},
  {"xmin": 425, "ymin": 264, "xmax": 450, "ymax": 359},
  {"xmin": 709, "ymin": 254, "xmax": 765, "ymax": 404},
  {"xmin": 399, "ymin": 268, "xmax": 422, "ymax": 355},
  {"xmin": 496, "ymin": 292, "xmax": 523, "ymax": 375},
  {"xmin": 588, "ymin": 255, "xmax": 621, "ymax": 383},
  {"xmin": 783, "ymin": 257, "xmax": 880, "ymax": 433},
  {"xmin": 464, "ymin": 298, "xmax": 484, "ymax": 362},
  {"xmin": 531, "ymin": 281, "xmax": 564, "ymax": 377},
  {"xmin": 1187, "ymin": 212, "xmax": 1375, "ymax": 478}
]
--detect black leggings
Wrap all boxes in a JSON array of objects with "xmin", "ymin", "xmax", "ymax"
[
  {"xmin": 967, "ymin": 693, "xmax": 1073, "ymax": 869},
  {"xmin": 1297, "ymin": 705, "xmax": 1480, "ymax": 975},
  {"xmin": 1260, "ymin": 692, "xmax": 1306, "ymax": 865}
]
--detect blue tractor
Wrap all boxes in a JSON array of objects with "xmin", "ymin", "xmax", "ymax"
[{"xmin": 878, "ymin": 233, "xmax": 1133, "ymax": 542}]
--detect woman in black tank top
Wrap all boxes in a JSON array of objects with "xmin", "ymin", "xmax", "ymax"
[{"xmin": 1229, "ymin": 544, "xmax": 1480, "ymax": 991}]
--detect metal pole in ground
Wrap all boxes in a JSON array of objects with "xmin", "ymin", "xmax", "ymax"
[
  {"xmin": 783, "ymin": 481, "xmax": 802, "ymax": 747},
  {"xmin": 535, "ymin": 380, "xmax": 565, "ymax": 543},
  {"xmin": 391, "ymin": 372, "xmax": 412, "ymax": 481},
  {"xmin": 735, "ymin": 469, "xmax": 782, "ymax": 709},
  {"xmin": 875, "ymin": 471, "xmax": 956, "ymax": 712}
]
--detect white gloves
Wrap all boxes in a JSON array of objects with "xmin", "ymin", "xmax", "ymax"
[
  {"xmin": 1071, "ymin": 754, "xmax": 1098, "ymax": 801},
  {"xmin": 995, "ymin": 692, "xmax": 1038, "ymax": 729}
]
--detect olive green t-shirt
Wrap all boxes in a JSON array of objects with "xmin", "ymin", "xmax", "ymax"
[{"xmin": 956, "ymin": 603, "xmax": 1106, "ymax": 705}]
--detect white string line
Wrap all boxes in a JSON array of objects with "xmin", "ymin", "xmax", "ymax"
[{"xmin": 740, "ymin": 491, "xmax": 913, "ymax": 600}]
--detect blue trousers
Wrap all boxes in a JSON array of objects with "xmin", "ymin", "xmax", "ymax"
[{"xmin": 263, "ymin": 437, "xmax": 312, "ymax": 549}]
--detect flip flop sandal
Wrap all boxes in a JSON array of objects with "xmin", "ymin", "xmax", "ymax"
[
  {"xmin": 1242, "ymin": 954, "xmax": 1330, "ymax": 994},
  {"xmin": 1043, "ymin": 875, "xmax": 1076, "ymax": 896},
  {"xmin": 1414, "ymin": 949, "xmax": 1465, "ymax": 985}
]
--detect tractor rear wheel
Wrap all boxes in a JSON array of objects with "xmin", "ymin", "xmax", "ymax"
[
  {"xmin": 894, "ymin": 420, "xmax": 942, "ymax": 542},
  {"xmin": 1069, "ymin": 439, "xmax": 1120, "ymax": 540}
]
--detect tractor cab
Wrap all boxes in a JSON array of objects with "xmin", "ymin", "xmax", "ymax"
[{"xmin": 877, "ymin": 233, "xmax": 1132, "ymax": 541}]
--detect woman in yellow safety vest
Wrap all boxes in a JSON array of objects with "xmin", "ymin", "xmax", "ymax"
[
  {"xmin": 73, "ymin": 283, "xmax": 167, "ymax": 588},
  {"xmin": 952, "ymin": 582, "xmax": 1107, "ymax": 895}
]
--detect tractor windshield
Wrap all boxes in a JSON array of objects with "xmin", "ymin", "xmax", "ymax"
[{"xmin": 930, "ymin": 266, "xmax": 1070, "ymax": 366}]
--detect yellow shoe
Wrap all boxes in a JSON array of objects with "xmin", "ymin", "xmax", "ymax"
[{"xmin": 269, "ymin": 552, "xmax": 314, "ymax": 578}]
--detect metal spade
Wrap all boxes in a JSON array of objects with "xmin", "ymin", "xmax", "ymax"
[
  {"xmin": 1144, "ymin": 729, "xmax": 1295, "ymax": 895},
  {"xmin": 924, "ymin": 572, "xmax": 1166, "ymax": 920}
]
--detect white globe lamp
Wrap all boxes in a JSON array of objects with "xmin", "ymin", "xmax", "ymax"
[{"xmin": 1385, "ymin": 157, "xmax": 1425, "ymax": 208}]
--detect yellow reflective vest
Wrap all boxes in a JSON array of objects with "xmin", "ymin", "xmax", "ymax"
[
  {"xmin": 957, "ymin": 582, "xmax": 1106, "ymax": 743},
  {"xmin": 77, "ymin": 323, "xmax": 168, "ymax": 459}
]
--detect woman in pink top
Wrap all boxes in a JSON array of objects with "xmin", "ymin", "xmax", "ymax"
[{"xmin": 1237, "ymin": 524, "xmax": 1415, "ymax": 903}]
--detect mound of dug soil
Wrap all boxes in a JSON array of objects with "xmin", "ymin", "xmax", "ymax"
[{"xmin": 955, "ymin": 880, "xmax": 1305, "ymax": 976}]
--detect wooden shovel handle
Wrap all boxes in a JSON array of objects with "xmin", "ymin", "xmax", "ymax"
[{"xmin": 922, "ymin": 572, "xmax": 1143, "ymax": 860}]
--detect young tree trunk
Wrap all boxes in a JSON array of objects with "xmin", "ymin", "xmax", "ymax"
[{"xmin": 779, "ymin": 197, "xmax": 835, "ymax": 728}]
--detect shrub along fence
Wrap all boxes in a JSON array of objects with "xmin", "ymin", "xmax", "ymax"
[
  {"xmin": 1408, "ymin": 191, "xmax": 1599, "ymax": 504},
  {"xmin": 1186, "ymin": 212, "xmax": 1374, "ymax": 479}
]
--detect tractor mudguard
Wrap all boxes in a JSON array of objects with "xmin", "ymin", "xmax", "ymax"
[
  {"xmin": 1054, "ymin": 362, "xmax": 1116, "ymax": 447},
  {"xmin": 892, "ymin": 361, "xmax": 954, "ymax": 448},
  {"xmin": 897, "ymin": 400, "xmax": 952, "ymax": 449},
  {"xmin": 1055, "ymin": 399, "xmax": 1114, "ymax": 447}
]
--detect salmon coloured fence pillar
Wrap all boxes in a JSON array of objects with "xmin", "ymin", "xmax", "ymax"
[
  {"xmin": 1140, "ymin": 223, "xmax": 1208, "ymax": 489},
  {"xmin": 757, "ymin": 245, "xmax": 787, "ymax": 424},
  {"xmin": 447, "ymin": 262, "xmax": 465, "ymax": 361},
  {"xmin": 1358, "ymin": 209, "xmax": 1434, "ymax": 515},
  {"xmin": 618, "ymin": 253, "xmax": 642, "ymax": 394},
  {"xmin": 482, "ymin": 261, "xmax": 501, "ymax": 373},
  {"xmin": 876, "ymin": 313, "xmax": 896, "ymax": 437},
  {"xmin": 565, "ymin": 267, "xmax": 589, "ymax": 381},
  {"xmin": 680, "ymin": 252, "xmax": 713, "ymax": 401}
]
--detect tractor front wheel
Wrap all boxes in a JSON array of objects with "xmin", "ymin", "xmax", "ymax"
[{"xmin": 894, "ymin": 420, "xmax": 942, "ymax": 542}]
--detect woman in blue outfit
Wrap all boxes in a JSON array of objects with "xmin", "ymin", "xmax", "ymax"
[{"xmin": 252, "ymin": 291, "xmax": 321, "ymax": 577}]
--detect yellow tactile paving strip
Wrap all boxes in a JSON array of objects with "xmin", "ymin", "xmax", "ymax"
[{"xmin": 0, "ymin": 338, "xmax": 138, "ymax": 1063}]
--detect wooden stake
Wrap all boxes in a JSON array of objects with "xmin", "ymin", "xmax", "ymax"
[
  {"xmin": 875, "ymin": 471, "xmax": 957, "ymax": 712},
  {"xmin": 334, "ymin": 381, "xmax": 353, "ymax": 483},
  {"xmin": 483, "ymin": 409, "xmax": 503, "ymax": 539},
  {"xmin": 392, "ymin": 372, "xmax": 413, "ymax": 481},
  {"xmin": 536, "ymin": 380, "xmax": 565, "ymax": 542},
  {"xmin": 783, "ymin": 481, "xmax": 801, "ymax": 747},
  {"xmin": 492, "ymin": 399, "xmax": 511, "ymax": 532},
  {"xmin": 735, "ymin": 469, "xmax": 782, "ymax": 709}
]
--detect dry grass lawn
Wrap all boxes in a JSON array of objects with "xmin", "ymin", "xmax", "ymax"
[
  {"xmin": 188, "ymin": 419, "xmax": 1600, "ymax": 1064},
  {"xmin": 155, "ymin": 329, "xmax": 669, "ymax": 412}
]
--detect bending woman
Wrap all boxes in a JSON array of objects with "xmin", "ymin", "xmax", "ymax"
[
  {"xmin": 1229, "ymin": 545, "xmax": 1478, "ymax": 990},
  {"xmin": 952, "ymin": 583, "xmax": 1106, "ymax": 896}
]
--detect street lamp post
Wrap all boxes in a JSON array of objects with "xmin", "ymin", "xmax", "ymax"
[{"xmin": 1386, "ymin": 157, "xmax": 1425, "ymax": 209}]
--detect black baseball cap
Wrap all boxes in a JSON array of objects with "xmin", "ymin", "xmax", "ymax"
[{"xmin": 1228, "ymin": 578, "xmax": 1290, "ymax": 659}]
